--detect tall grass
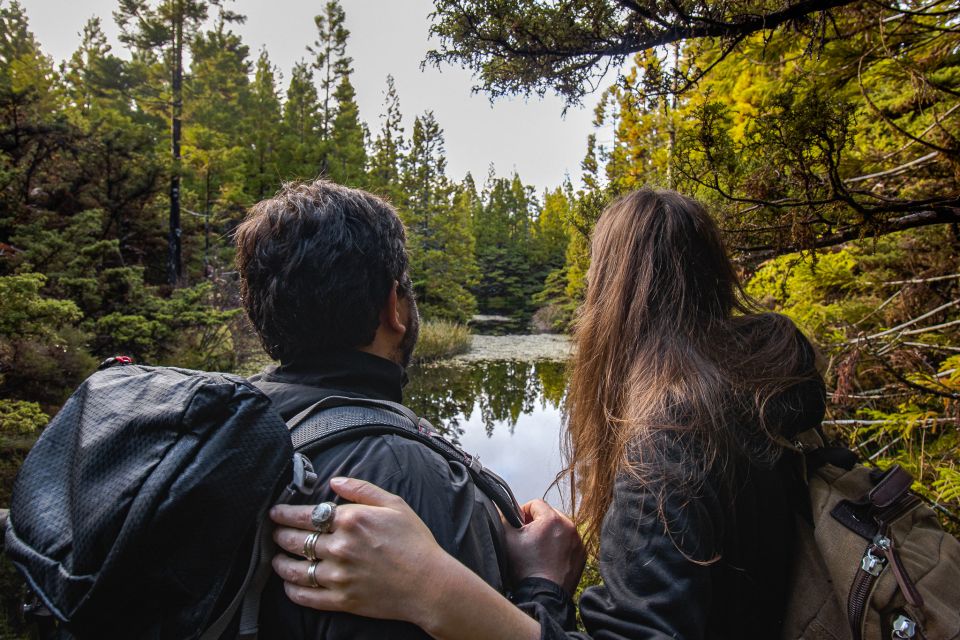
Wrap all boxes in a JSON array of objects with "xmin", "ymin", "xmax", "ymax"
[{"xmin": 413, "ymin": 320, "xmax": 472, "ymax": 363}]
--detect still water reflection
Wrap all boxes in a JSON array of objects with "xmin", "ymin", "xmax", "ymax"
[{"xmin": 404, "ymin": 359, "xmax": 569, "ymax": 507}]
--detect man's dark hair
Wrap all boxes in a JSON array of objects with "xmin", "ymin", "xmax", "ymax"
[{"xmin": 235, "ymin": 180, "xmax": 410, "ymax": 362}]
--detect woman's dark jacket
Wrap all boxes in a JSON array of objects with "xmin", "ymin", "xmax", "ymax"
[{"xmin": 515, "ymin": 334, "xmax": 827, "ymax": 639}]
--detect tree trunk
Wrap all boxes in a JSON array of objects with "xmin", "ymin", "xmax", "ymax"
[{"xmin": 168, "ymin": 0, "xmax": 183, "ymax": 286}]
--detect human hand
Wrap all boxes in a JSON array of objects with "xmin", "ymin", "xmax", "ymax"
[
  {"xmin": 270, "ymin": 477, "xmax": 458, "ymax": 626},
  {"xmin": 503, "ymin": 500, "xmax": 586, "ymax": 595}
]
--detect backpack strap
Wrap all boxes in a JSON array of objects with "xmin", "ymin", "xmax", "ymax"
[
  {"xmin": 199, "ymin": 516, "xmax": 272, "ymax": 640},
  {"xmin": 202, "ymin": 436, "xmax": 326, "ymax": 639},
  {"xmin": 214, "ymin": 395, "xmax": 523, "ymax": 640},
  {"xmin": 287, "ymin": 395, "xmax": 525, "ymax": 529},
  {"xmin": 784, "ymin": 427, "xmax": 859, "ymax": 480}
]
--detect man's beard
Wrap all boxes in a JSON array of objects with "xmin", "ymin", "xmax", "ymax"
[{"xmin": 397, "ymin": 294, "xmax": 420, "ymax": 370}]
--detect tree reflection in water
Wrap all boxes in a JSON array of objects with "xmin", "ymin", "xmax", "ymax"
[
  {"xmin": 405, "ymin": 360, "xmax": 568, "ymax": 441},
  {"xmin": 404, "ymin": 359, "xmax": 570, "ymax": 505}
]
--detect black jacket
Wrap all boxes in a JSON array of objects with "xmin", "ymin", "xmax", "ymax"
[
  {"xmin": 250, "ymin": 350, "xmax": 509, "ymax": 639},
  {"xmin": 515, "ymin": 341, "xmax": 827, "ymax": 639}
]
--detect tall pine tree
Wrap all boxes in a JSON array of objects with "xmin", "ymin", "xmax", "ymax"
[
  {"xmin": 281, "ymin": 61, "xmax": 320, "ymax": 179},
  {"xmin": 245, "ymin": 49, "xmax": 283, "ymax": 199},
  {"xmin": 62, "ymin": 17, "xmax": 163, "ymax": 260},
  {"xmin": 308, "ymin": 0, "xmax": 350, "ymax": 174},
  {"xmin": 368, "ymin": 75, "xmax": 406, "ymax": 202},
  {"xmin": 182, "ymin": 13, "xmax": 252, "ymax": 275},
  {"xmin": 401, "ymin": 112, "xmax": 477, "ymax": 321},
  {"xmin": 327, "ymin": 74, "xmax": 366, "ymax": 187},
  {"xmin": 114, "ymin": 0, "xmax": 243, "ymax": 284}
]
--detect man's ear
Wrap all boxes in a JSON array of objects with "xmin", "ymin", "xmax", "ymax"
[{"xmin": 382, "ymin": 281, "xmax": 407, "ymax": 334}]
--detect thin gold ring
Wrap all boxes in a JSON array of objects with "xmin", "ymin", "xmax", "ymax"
[
  {"xmin": 303, "ymin": 531, "xmax": 321, "ymax": 562},
  {"xmin": 307, "ymin": 560, "xmax": 320, "ymax": 588}
]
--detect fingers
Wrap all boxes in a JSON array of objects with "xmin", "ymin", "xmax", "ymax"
[
  {"xmin": 272, "ymin": 554, "xmax": 338, "ymax": 589},
  {"xmin": 274, "ymin": 525, "xmax": 329, "ymax": 559},
  {"xmin": 283, "ymin": 581, "xmax": 350, "ymax": 611},
  {"xmin": 521, "ymin": 499, "xmax": 556, "ymax": 522},
  {"xmin": 269, "ymin": 478, "xmax": 410, "ymax": 532},
  {"xmin": 269, "ymin": 501, "xmax": 358, "ymax": 534},
  {"xmin": 270, "ymin": 504, "xmax": 320, "ymax": 530},
  {"xmin": 329, "ymin": 476, "xmax": 406, "ymax": 509}
]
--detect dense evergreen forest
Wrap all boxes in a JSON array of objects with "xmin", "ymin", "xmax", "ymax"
[
  {"xmin": 0, "ymin": 0, "xmax": 570, "ymax": 408},
  {"xmin": 1, "ymin": 0, "xmax": 959, "ymax": 560}
]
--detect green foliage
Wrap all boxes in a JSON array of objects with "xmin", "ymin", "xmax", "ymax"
[
  {"xmin": 934, "ymin": 467, "xmax": 960, "ymax": 506},
  {"xmin": 310, "ymin": 0, "xmax": 351, "ymax": 142},
  {"xmin": 745, "ymin": 248, "xmax": 874, "ymax": 341},
  {"xmin": 326, "ymin": 74, "xmax": 367, "ymax": 186},
  {"xmin": 90, "ymin": 282, "xmax": 242, "ymax": 368},
  {"xmin": 744, "ymin": 227, "xmax": 960, "ymax": 521},
  {"xmin": 472, "ymin": 173, "xmax": 567, "ymax": 321},
  {"xmin": 245, "ymin": 49, "xmax": 284, "ymax": 200},
  {"xmin": 0, "ymin": 399, "xmax": 47, "ymax": 440},
  {"xmin": 574, "ymin": 555, "xmax": 603, "ymax": 631},
  {"xmin": 368, "ymin": 75, "xmax": 406, "ymax": 202},
  {"xmin": 0, "ymin": 272, "xmax": 81, "ymax": 335},
  {"xmin": 0, "ymin": 273, "xmax": 94, "ymax": 406},
  {"xmin": 413, "ymin": 320, "xmax": 472, "ymax": 364},
  {"xmin": 282, "ymin": 61, "xmax": 322, "ymax": 178},
  {"xmin": 401, "ymin": 112, "xmax": 479, "ymax": 322}
]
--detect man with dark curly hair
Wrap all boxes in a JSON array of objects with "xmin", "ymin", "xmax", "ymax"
[{"xmin": 235, "ymin": 179, "xmax": 513, "ymax": 639}]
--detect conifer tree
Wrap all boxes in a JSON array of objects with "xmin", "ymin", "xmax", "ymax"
[
  {"xmin": 182, "ymin": 14, "xmax": 252, "ymax": 274},
  {"xmin": 534, "ymin": 184, "xmax": 571, "ymax": 268},
  {"xmin": 114, "ymin": 0, "xmax": 243, "ymax": 284},
  {"xmin": 245, "ymin": 49, "xmax": 283, "ymax": 199},
  {"xmin": 471, "ymin": 171, "xmax": 545, "ymax": 315},
  {"xmin": 0, "ymin": 1, "xmax": 63, "ymax": 213},
  {"xmin": 63, "ymin": 18, "xmax": 114, "ymax": 117},
  {"xmin": 62, "ymin": 18, "xmax": 163, "ymax": 258},
  {"xmin": 309, "ymin": 0, "xmax": 351, "ymax": 173},
  {"xmin": 281, "ymin": 61, "xmax": 320, "ymax": 179},
  {"xmin": 327, "ymin": 74, "xmax": 367, "ymax": 187},
  {"xmin": 368, "ymin": 75, "xmax": 406, "ymax": 201},
  {"xmin": 401, "ymin": 112, "xmax": 477, "ymax": 321}
]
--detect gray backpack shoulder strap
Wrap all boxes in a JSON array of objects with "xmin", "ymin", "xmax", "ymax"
[
  {"xmin": 289, "ymin": 396, "xmax": 524, "ymax": 529},
  {"xmin": 286, "ymin": 394, "xmax": 420, "ymax": 432}
]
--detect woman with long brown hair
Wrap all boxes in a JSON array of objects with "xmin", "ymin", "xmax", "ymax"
[{"xmin": 269, "ymin": 188, "xmax": 826, "ymax": 638}]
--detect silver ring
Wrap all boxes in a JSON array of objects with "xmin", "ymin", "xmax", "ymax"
[
  {"xmin": 311, "ymin": 502, "xmax": 336, "ymax": 533},
  {"xmin": 307, "ymin": 560, "xmax": 320, "ymax": 588},
  {"xmin": 303, "ymin": 531, "xmax": 321, "ymax": 562}
]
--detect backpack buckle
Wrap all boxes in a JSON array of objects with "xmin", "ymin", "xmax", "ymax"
[
  {"xmin": 276, "ymin": 454, "xmax": 319, "ymax": 504},
  {"xmin": 290, "ymin": 453, "xmax": 319, "ymax": 495},
  {"xmin": 464, "ymin": 453, "xmax": 484, "ymax": 474}
]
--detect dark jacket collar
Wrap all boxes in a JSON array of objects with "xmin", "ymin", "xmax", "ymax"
[{"xmin": 252, "ymin": 349, "xmax": 406, "ymax": 406}]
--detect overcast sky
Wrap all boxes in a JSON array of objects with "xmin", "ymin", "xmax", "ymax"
[{"xmin": 18, "ymin": 0, "xmax": 612, "ymax": 193}]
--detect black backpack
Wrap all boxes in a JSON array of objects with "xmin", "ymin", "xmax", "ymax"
[{"xmin": 4, "ymin": 362, "xmax": 522, "ymax": 639}]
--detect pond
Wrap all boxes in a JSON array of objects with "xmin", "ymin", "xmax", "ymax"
[{"xmin": 404, "ymin": 335, "xmax": 571, "ymax": 508}]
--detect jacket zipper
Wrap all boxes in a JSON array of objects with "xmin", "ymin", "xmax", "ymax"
[{"xmin": 848, "ymin": 536, "xmax": 888, "ymax": 640}]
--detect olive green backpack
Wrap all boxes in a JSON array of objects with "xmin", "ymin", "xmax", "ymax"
[{"xmin": 781, "ymin": 429, "xmax": 960, "ymax": 640}]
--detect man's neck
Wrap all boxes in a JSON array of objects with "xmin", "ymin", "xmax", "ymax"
[{"xmin": 357, "ymin": 337, "xmax": 399, "ymax": 366}]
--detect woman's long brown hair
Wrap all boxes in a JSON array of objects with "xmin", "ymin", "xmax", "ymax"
[{"xmin": 564, "ymin": 188, "xmax": 814, "ymax": 552}]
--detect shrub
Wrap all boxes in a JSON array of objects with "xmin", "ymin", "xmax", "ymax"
[
  {"xmin": 413, "ymin": 320, "xmax": 472, "ymax": 363},
  {"xmin": 0, "ymin": 400, "xmax": 47, "ymax": 441},
  {"xmin": 0, "ymin": 274, "xmax": 96, "ymax": 406}
]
